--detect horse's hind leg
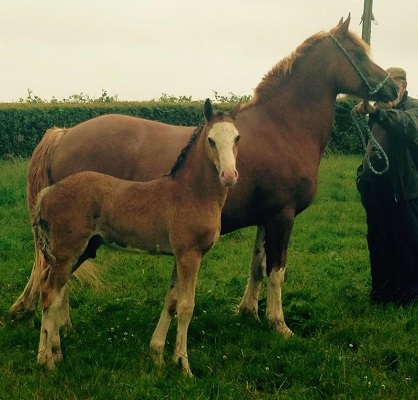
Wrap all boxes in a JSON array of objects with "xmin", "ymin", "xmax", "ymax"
[
  {"xmin": 237, "ymin": 226, "xmax": 266, "ymax": 319},
  {"xmin": 9, "ymin": 249, "xmax": 43, "ymax": 327},
  {"xmin": 150, "ymin": 264, "xmax": 178, "ymax": 366}
]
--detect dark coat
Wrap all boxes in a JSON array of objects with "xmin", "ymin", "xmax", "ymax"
[{"xmin": 359, "ymin": 92, "xmax": 418, "ymax": 201}]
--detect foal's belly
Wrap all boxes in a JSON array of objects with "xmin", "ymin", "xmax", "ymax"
[{"xmin": 104, "ymin": 238, "xmax": 174, "ymax": 256}]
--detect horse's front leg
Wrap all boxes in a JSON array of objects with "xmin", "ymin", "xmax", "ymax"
[
  {"xmin": 237, "ymin": 225, "xmax": 266, "ymax": 319},
  {"xmin": 150, "ymin": 264, "xmax": 178, "ymax": 366},
  {"xmin": 172, "ymin": 250, "xmax": 201, "ymax": 377},
  {"xmin": 264, "ymin": 210, "xmax": 295, "ymax": 338}
]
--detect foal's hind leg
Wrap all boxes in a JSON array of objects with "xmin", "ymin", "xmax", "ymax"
[
  {"xmin": 38, "ymin": 284, "xmax": 68, "ymax": 369},
  {"xmin": 10, "ymin": 249, "xmax": 43, "ymax": 327},
  {"xmin": 150, "ymin": 264, "xmax": 178, "ymax": 366},
  {"xmin": 38, "ymin": 260, "xmax": 73, "ymax": 369},
  {"xmin": 237, "ymin": 226, "xmax": 266, "ymax": 319}
]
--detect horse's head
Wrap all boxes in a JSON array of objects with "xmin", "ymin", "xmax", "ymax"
[
  {"xmin": 204, "ymin": 99, "xmax": 240, "ymax": 187},
  {"xmin": 328, "ymin": 15, "xmax": 398, "ymax": 103}
]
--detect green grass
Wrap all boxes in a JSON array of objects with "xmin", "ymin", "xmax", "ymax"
[{"xmin": 1, "ymin": 156, "xmax": 417, "ymax": 400}]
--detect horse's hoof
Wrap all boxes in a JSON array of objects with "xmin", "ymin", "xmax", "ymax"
[{"xmin": 9, "ymin": 308, "xmax": 36, "ymax": 328}]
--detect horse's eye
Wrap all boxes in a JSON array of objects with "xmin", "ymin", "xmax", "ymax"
[
  {"xmin": 235, "ymin": 135, "xmax": 241, "ymax": 143},
  {"xmin": 208, "ymin": 137, "xmax": 216, "ymax": 147}
]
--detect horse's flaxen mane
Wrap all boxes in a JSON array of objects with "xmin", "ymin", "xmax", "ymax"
[{"xmin": 243, "ymin": 29, "xmax": 369, "ymax": 108}]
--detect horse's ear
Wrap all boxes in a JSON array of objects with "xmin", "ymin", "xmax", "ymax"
[
  {"xmin": 333, "ymin": 13, "xmax": 350, "ymax": 36},
  {"xmin": 229, "ymin": 104, "xmax": 240, "ymax": 120},
  {"xmin": 204, "ymin": 98, "xmax": 214, "ymax": 122}
]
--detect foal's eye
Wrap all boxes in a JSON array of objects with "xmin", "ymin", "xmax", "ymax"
[
  {"xmin": 235, "ymin": 135, "xmax": 241, "ymax": 143},
  {"xmin": 208, "ymin": 137, "xmax": 216, "ymax": 147}
]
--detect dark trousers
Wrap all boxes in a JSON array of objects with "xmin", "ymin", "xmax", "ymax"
[{"xmin": 358, "ymin": 179, "xmax": 418, "ymax": 305}]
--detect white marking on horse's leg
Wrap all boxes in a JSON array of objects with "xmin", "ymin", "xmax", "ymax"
[
  {"xmin": 37, "ymin": 286, "xmax": 66, "ymax": 369},
  {"xmin": 237, "ymin": 226, "xmax": 265, "ymax": 318},
  {"xmin": 172, "ymin": 255, "xmax": 200, "ymax": 377},
  {"xmin": 150, "ymin": 266, "xmax": 178, "ymax": 366},
  {"xmin": 266, "ymin": 267, "xmax": 293, "ymax": 337}
]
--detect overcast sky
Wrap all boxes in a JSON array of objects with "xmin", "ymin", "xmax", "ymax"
[{"xmin": 1, "ymin": 0, "xmax": 417, "ymax": 102}]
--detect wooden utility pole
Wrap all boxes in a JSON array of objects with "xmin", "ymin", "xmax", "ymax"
[{"xmin": 361, "ymin": 0, "xmax": 374, "ymax": 45}]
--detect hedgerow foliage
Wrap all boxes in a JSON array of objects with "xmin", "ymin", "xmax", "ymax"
[{"xmin": 0, "ymin": 91, "xmax": 367, "ymax": 158}]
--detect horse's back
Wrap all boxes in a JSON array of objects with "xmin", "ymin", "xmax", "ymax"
[{"xmin": 49, "ymin": 114, "xmax": 194, "ymax": 183}]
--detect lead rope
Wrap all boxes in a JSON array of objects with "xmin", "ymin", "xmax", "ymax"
[{"xmin": 334, "ymin": 102, "xmax": 390, "ymax": 175}]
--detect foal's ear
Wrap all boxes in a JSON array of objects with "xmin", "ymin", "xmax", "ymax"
[{"xmin": 204, "ymin": 98, "xmax": 214, "ymax": 122}]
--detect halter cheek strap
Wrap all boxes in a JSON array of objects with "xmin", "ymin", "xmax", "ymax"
[{"xmin": 328, "ymin": 33, "xmax": 390, "ymax": 97}]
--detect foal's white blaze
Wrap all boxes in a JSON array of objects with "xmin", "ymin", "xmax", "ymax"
[{"xmin": 208, "ymin": 121, "xmax": 239, "ymax": 187}]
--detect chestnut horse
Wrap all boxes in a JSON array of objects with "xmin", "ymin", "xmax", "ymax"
[
  {"xmin": 33, "ymin": 99, "xmax": 239, "ymax": 376},
  {"xmin": 11, "ymin": 16, "xmax": 397, "ymax": 337}
]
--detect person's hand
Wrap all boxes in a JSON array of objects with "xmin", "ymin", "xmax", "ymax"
[{"xmin": 353, "ymin": 101, "xmax": 377, "ymax": 116}]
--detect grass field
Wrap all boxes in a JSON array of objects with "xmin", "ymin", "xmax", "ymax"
[{"xmin": 0, "ymin": 156, "xmax": 417, "ymax": 400}]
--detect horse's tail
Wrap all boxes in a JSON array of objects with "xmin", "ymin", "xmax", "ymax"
[
  {"xmin": 27, "ymin": 128, "xmax": 68, "ymax": 214},
  {"xmin": 28, "ymin": 128, "xmax": 101, "ymax": 287}
]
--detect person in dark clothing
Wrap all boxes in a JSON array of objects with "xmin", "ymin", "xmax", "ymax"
[{"xmin": 355, "ymin": 67, "xmax": 418, "ymax": 305}]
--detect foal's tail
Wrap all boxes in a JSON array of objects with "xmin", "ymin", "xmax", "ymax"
[
  {"xmin": 27, "ymin": 128, "xmax": 68, "ymax": 214},
  {"xmin": 32, "ymin": 186, "xmax": 102, "ymax": 288},
  {"xmin": 32, "ymin": 187, "xmax": 56, "ymax": 266}
]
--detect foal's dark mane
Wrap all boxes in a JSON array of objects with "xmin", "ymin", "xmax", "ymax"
[
  {"xmin": 168, "ymin": 110, "xmax": 228, "ymax": 177},
  {"xmin": 242, "ymin": 30, "xmax": 369, "ymax": 109},
  {"xmin": 168, "ymin": 124, "xmax": 204, "ymax": 177}
]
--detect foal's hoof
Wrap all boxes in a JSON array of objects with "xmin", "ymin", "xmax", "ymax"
[
  {"xmin": 234, "ymin": 303, "xmax": 260, "ymax": 322},
  {"xmin": 150, "ymin": 343, "xmax": 165, "ymax": 367},
  {"xmin": 270, "ymin": 320, "xmax": 294, "ymax": 338},
  {"xmin": 37, "ymin": 354, "xmax": 56, "ymax": 371},
  {"xmin": 173, "ymin": 355, "xmax": 194, "ymax": 378}
]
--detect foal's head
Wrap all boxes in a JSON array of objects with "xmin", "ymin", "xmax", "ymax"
[{"xmin": 203, "ymin": 99, "xmax": 240, "ymax": 187}]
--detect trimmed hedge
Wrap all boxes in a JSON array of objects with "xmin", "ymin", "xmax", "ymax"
[{"xmin": 0, "ymin": 100, "xmax": 367, "ymax": 158}]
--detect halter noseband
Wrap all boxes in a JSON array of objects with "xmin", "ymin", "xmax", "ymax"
[{"xmin": 328, "ymin": 33, "xmax": 390, "ymax": 97}]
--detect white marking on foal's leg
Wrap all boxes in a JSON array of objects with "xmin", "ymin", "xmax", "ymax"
[
  {"xmin": 150, "ymin": 267, "xmax": 178, "ymax": 366},
  {"xmin": 266, "ymin": 267, "xmax": 293, "ymax": 337},
  {"xmin": 237, "ymin": 226, "xmax": 265, "ymax": 318},
  {"xmin": 172, "ymin": 256, "xmax": 199, "ymax": 377},
  {"xmin": 37, "ymin": 286, "xmax": 66, "ymax": 369},
  {"xmin": 58, "ymin": 286, "xmax": 73, "ymax": 337}
]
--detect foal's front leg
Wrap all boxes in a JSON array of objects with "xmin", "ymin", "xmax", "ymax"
[
  {"xmin": 173, "ymin": 250, "xmax": 201, "ymax": 377},
  {"xmin": 150, "ymin": 265, "xmax": 178, "ymax": 366}
]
